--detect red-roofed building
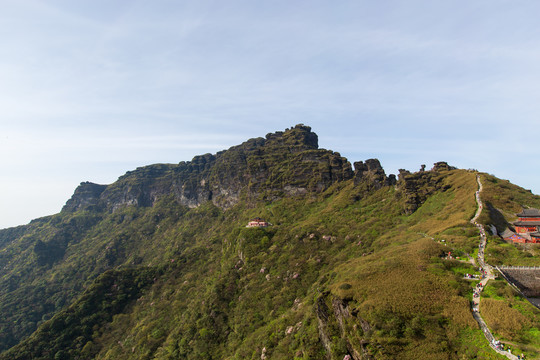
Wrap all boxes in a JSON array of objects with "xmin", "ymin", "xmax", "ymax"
[
  {"xmin": 510, "ymin": 208, "xmax": 540, "ymax": 243},
  {"xmin": 501, "ymin": 229, "xmax": 527, "ymax": 243},
  {"xmin": 246, "ymin": 217, "xmax": 269, "ymax": 228}
]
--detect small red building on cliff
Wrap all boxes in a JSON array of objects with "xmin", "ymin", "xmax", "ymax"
[{"xmin": 246, "ymin": 217, "xmax": 269, "ymax": 228}]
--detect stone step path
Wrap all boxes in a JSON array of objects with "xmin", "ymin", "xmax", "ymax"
[{"xmin": 470, "ymin": 175, "xmax": 519, "ymax": 360}]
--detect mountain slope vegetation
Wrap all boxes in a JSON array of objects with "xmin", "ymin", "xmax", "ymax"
[{"xmin": 0, "ymin": 125, "xmax": 538, "ymax": 359}]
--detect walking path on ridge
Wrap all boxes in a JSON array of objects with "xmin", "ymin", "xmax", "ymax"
[{"xmin": 470, "ymin": 175, "xmax": 519, "ymax": 360}]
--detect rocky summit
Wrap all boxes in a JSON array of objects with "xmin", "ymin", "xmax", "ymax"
[
  {"xmin": 0, "ymin": 125, "xmax": 539, "ymax": 360},
  {"xmin": 63, "ymin": 125, "xmax": 352, "ymax": 212}
]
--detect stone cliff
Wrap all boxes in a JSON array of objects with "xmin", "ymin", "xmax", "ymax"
[
  {"xmin": 396, "ymin": 162, "xmax": 454, "ymax": 215},
  {"xmin": 353, "ymin": 158, "xmax": 396, "ymax": 190},
  {"xmin": 63, "ymin": 125, "xmax": 457, "ymax": 217},
  {"xmin": 62, "ymin": 125, "xmax": 355, "ymax": 213}
]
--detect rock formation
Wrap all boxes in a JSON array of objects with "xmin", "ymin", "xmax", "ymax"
[
  {"xmin": 353, "ymin": 159, "xmax": 396, "ymax": 189},
  {"xmin": 62, "ymin": 124, "xmax": 354, "ymax": 213},
  {"xmin": 396, "ymin": 162, "xmax": 453, "ymax": 215}
]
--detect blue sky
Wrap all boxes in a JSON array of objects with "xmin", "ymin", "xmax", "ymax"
[{"xmin": 1, "ymin": 0, "xmax": 540, "ymax": 229}]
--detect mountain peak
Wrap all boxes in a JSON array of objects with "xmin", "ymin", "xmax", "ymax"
[
  {"xmin": 265, "ymin": 124, "xmax": 318, "ymax": 150},
  {"xmin": 4, "ymin": 125, "xmax": 540, "ymax": 360},
  {"xmin": 62, "ymin": 181, "xmax": 107, "ymax": 212},
  {"xmin": 62, "ymin": 125, "xmax": 350, "ymax": 213}
]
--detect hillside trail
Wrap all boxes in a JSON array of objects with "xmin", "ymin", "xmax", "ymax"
[{"xmin": 470, "ymin": 175, "xmax": 519, "ymax": 360}]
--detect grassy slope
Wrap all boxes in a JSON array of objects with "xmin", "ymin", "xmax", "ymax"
[
  {"xmin": 480, "ymin": 173, "xmax": 540, "ymax": 265},
  {"xmin": 481, "ymin": 278, "xmax": 540, "ymax": 359},
  {"xmin": 0, "ymin": 169, "xmax": 539, "ymax": 359}
]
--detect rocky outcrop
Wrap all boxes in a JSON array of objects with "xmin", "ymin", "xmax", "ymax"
[
  {"xmin": 75, "ymin": 164, "xmax": 180, "ymax": 212},
  {"xmin": 316, "ymin": 294, "xmax": 372, "ymax": 360},
  {"xmin": 432, "ymin": 161, "xmax": 456, "ymax": 172},
  {"xmin": 63, "ymin": 182, "xmax": 107, "ymax": 212},
  {"xmin": 264, "ymin": 125, "xmax": 318, "ymax": 151},
  {"xmin": 353, "ymin": 159, "xmax": 396, "ymax": 189},
  {"xmin": 316, "ymin": 296, "xmax": 333, "ymax": 360},
  {"xmin": 63, "ymin": 129, "xmax": 460, "ymax": 216},
  {"xmin": 396, "ymin": 162, "xmax": 454, "ymax": 215},
  {"xmin": 62, "ymin": 125, "xmax": 354, "ymax": 213}
]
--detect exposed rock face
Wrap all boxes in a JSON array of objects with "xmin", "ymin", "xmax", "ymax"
[
  {"xmin": 63, "ymin": 128, "xmax": 457, "ymax": 216},
  {"xmin": 62, "ymin": 125, "xmax": 354, "ymax": 213},
  {"xmin": 353, "ymin": 159, "xmax": 396, "ymax": 189},
  {"xmin": 63, "ymin": 182, "xmax": 107, "ymax": 212},
  {"xmin": 432, "ymin": 161, "xmax": 456, "ymax": 172},
  {"xmin": 396, "ymin": 162, "xmax": 454, "ymax": 215},
  {"xmin": 264, "ymin": 125, "xmax": 318, "ymax": 151},
  {"xmin": 316, "ymin": 294, "xmax": 372, "ymax": 360}
]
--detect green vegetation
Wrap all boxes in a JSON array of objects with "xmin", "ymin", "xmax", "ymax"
[
  {"xmin": 484, "ymin": 236, "xmax": 540, "ymax": 266},
  {"xmin": 2, "ymin": 268, "xmax": 158, "ymax": 360},
  {"xmin": 0, "ymin": 127, "xmax": 538, "ymax": 359},
  {"xmin": 481, "ymin": 278, "xmax": 540, "ymax": 359}
]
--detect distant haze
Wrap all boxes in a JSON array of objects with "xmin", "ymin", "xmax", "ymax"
[{"xmin": 1, "ymin": 0, "xmax": 539, "ymax": 229}]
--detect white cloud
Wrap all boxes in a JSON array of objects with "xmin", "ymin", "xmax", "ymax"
[{"xmin": 1, "ymin": 0, "xmax": 540, "ymax": 228}]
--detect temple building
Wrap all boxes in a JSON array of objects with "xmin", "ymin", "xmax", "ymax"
[
  {"xmin": 501, "ymin": 229, "xmax": 527, "ymax": 243},
  {"xmin": 514, "ymin": 208, "xmax": 540, "ymax": 233},
  {"xmin": 502, "ymin": 208, "xmax": 540, "ymax": 244}
]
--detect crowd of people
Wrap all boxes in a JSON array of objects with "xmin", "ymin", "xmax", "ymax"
[
  {"xmin": 473, "ymin": 219, "xmax": 487, "ymax": 267},
  {"xmin": 473, "ymin": 282, "xmax": 484, "ymax": 299},
  {"xmin": 492, "ymin": 340, "xmax": 526, "ymax": 359}
]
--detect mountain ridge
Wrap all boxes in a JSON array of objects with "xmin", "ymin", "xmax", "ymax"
[
  {"xmin": 63, "ymin": 124, "xmax": 359, "ymax": 214},
  {"xmin": 0, "ymin": 124, "xmax": 539, "ymax": 359}
]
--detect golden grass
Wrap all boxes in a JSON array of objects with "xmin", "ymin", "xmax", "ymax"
[
  {"xmin": 481, "ymin": 298, "xmax": 531, "ymax": 339},
  {"xmin": 331, "ymin": 238, "xmax": 476, "ymax": 327},
  {"xmin": 480, "ymin": 173, "xmax": 540, "ymax": 220},
  {"xmin": 409, "ymin": 170, "xmax": 478, "ymax": 235}
]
